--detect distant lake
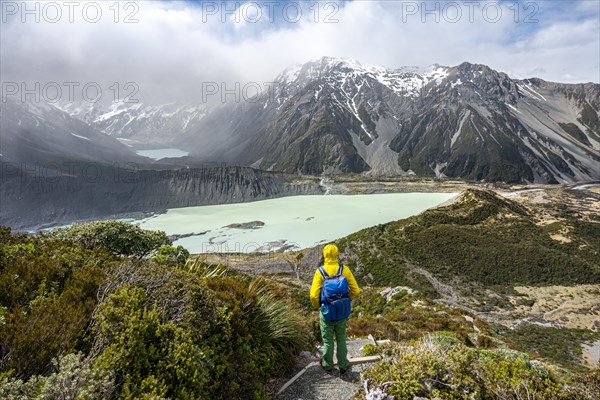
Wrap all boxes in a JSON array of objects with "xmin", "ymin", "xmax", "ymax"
[
  {"xmin": 137, "ymin": 193, "xmax": 457, "ymax": 253},
  {"xmin": 136, "ymin": 148, "xmax": 189, "ymax": 160}
]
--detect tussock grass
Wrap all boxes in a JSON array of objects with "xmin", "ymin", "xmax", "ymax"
[{"xmin": 249, "ymin": 278, "xmax": 311, "ymax": 357}]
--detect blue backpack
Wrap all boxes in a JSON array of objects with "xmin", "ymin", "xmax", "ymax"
[{"xmin": 319, "ymin": 263, "xmax": 351, "ymax": 322}]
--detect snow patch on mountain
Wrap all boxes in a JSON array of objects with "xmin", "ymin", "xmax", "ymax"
[
  {"xmin": 70, "ymin": 132, "xmax": 91, "ymax": 141},
  {"xmin": 452, "ymin": 110, "xmax": 470, "ymax": 148}
]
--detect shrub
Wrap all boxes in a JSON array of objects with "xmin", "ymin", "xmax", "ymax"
[
  {"xmin": 1, "ymin": 225, "xmax": 312, "ymax": 399},
  {"xmin": 0, "ymin": 235, "xmax": 112, "ymax": 309},
  {"xmin": 249, "ymin": 278, "xmax": 311, "ymax": 361},
  {"xmin": 47, "ymin": 221, "xmax": 169, "ymax": 258},
  {"xmin": 360, "ymin": 333, "xmax": 563, "ymax": 400},
  {"xmin": 153, "ymin": 244, "xmax": 189, "ymax": 267},
  {"xmin": 561, "ymin": 365, "xmax": 600, "ymax": 399},
  {"xmin": 0, "ymin": 375, "xmax": 43, "ymax": 400},
  {"xmin": 202, "ymin": 277, "xmax": 309, "ymax": 398},
  {"xmin": 477, "ymin": 356, "xmax": 561, "ymax": 399},
  {"xmin": 476, "ymin": 335, "xmax": 496, "ymax": 349},
  {"xmin": 93, "ymin": 285, "xmax": 209, "ymax": 400},
  {"xmin": 40, "ymin": 353, "xmax": 115, "ymax": 399},
  {"xmin": 0, "ymin": 353, "xmax": 114, "ymax": 400},
  {"xmin": 362, "ymin": 343, "xmax": 380, "ymax": 356},
  {"xmin": 503, "ymin": 325, "xmax": 599, "ymax": 372},
  {"xmin": 1, "ymin": 232, "xmax": 111, "ymax": 377}
]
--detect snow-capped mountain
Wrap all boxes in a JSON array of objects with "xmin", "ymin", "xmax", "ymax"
[
  {"xmin": 28, "ymin": 57, "xmax": 599, "ymax": 183},
  {"xmin": 57, "ymin": 100, "xmax": 210, "ymax": 145},
  {"xmin": 1, "ymin": 98, "xmax": 145, "ymax": 166},
  {"xmin": 178, "ymin": 57, "xmax": 599, "ymax": 183}
]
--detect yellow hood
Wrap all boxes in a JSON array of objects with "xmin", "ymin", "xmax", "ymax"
[{"xmin": 323, "ymin": 244, "xmax": 339, "ymax": 265}]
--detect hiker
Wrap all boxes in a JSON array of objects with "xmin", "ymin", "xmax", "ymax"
[{"xmin": 310, "ymin": 244, "xmax": 360, "ymax": 373}]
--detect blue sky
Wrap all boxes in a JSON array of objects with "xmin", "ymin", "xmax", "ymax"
[{"xmin": 1, "ymin": 0, "xmax": 598, "ymax": 103}]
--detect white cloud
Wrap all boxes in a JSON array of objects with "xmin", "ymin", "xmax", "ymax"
[{"xmin": 1, "ymin": 0, "xmax": 598, "ymax": 105}]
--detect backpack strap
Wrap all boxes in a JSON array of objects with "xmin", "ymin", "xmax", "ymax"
[
  {"xmin": 318, "ymin": 266, "xmax": 329, "ymax": 279},
  {"xmin": 319, "ymin": 264, "xmax": 344, "ymax": 279},
  {"xmin": 318, "ymin": 266, "xmax": 330, "ymax": 303}
]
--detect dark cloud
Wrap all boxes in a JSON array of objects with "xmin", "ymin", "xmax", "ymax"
[{"xmin": 1, "ymin": 0, "xmax": 598, "ymax": 106}]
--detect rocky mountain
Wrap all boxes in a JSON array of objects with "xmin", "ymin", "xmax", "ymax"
[
  {"xmin": 31, "ymin": 58, "xmax": 599, "ymax": 183},
  {"xmin": 176, "ymin": 57, "xmax": 599, "ymax": 183},
  {"xmin": 390, "ymin": 64, "xmax": 600, "ymax": 183},
  {"xmin": 0, "ymin": 98, "xmax": 146, "ymax": 166},
  {"xmin": 56, "ymin": 100, "xmax": 210, "ymax": 146}
]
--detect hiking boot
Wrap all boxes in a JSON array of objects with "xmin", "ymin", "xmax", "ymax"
[
  {"xmin": 339, "ymin": 366, "xmax": 349, "ymax": 374},
  {"xmin": 322, "ymin": 365, "xmax": 333, "ymax": 373},
  {"xmin": 318, "ymin": 357, "xmax": 333, "ymax": 373}
]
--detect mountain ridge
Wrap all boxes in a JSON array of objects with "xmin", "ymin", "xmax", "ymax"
[
  {"xmin": 176, "ymin": 57, "xmax": 599, "ymax": 183},
  {"xmin": 15, "ymin": 57, "xmax": 599, "ymax": 184}
]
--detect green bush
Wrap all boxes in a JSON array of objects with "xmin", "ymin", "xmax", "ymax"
[
  {"xmin": 94, "ymin": 286, "xmax": 209, "ymax": 400},
  {"xmin": 0, "ymin": 375, "xmax": 43, "ymax": 399},
  {"xmin": 0, "ymin": 234, "xmax": 113, "ymax": 309},
  {"xmin": 152, "ymin": 244, "xmax": 190, "ymax": 267},
  {"xmin": 0, "ymin": 353, "xmax": 115, "ymax": 400},
  {"xmin": 477, "ymin": 356, "xmax": 561, "ymax": 399},
  {"xmin": 201, "ymin": 277, "xmax": 307, "ymax": 398},
  {"xmin": 0, "ymin": 234, "xmax": 108, "ymax": 377},
  {"xmin": 249, "ymin": 278, "xmax": 311, "ymax": 360},
  {"xmin": 47, "ymin": 221, "xmax": 169, "ymax": 258},
  {"xmin": 360, "ymin": 333, "xmax": 562, "ymax": 400},
  {"xmin": 362, "ymin": 343, "xmax": 381, "ymax": 356},
  {"xmin": 40, "ymin": 353, "xmax": 114, "ymax": 400},
  {"xmin": 347, "ymin": 289, "xmax": 475, "ymax": 343},
  {"xmin": 0, "ymin": 225, "xmax": 311, "ymax": 399},
  {"xmin": 561, "ymin": 365, "xmax": 600, "ymax": 399}
]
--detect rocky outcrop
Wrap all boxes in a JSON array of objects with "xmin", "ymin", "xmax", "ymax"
[{"xmin": 0, "ymin": 164, "xmax": 322, "ymax": 230}]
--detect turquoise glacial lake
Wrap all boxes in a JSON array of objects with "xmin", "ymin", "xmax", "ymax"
[{"xmin": 137, "ymin": 193, "xmax": 457, "ymax": 253}]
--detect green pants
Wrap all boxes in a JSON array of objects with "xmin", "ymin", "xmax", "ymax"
[{"xmin": 319, "ymin": 312, "xmax": 349, "ymax": 370}]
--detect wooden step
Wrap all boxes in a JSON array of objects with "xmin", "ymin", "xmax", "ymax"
[{"xmin": 349, "ymin": 355, "xmax": 381, "ymax": 365}]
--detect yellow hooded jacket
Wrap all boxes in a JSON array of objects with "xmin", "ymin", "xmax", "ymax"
[{"xmin": 310, "ymin": 244, "xmax": 360, "ymax": 310}]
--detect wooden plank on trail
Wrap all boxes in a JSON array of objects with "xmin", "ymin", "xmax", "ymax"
[
  {"xmin": 368, "ymin": 334, "xmax": 390, "ymax": 347},
  {"xmin": 276, "ymin": 361, "xmax": 318, "ymax": 395},
  {"xmin": 349, "ymin": 355, "xmax": 381, "ymax": 365}
]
